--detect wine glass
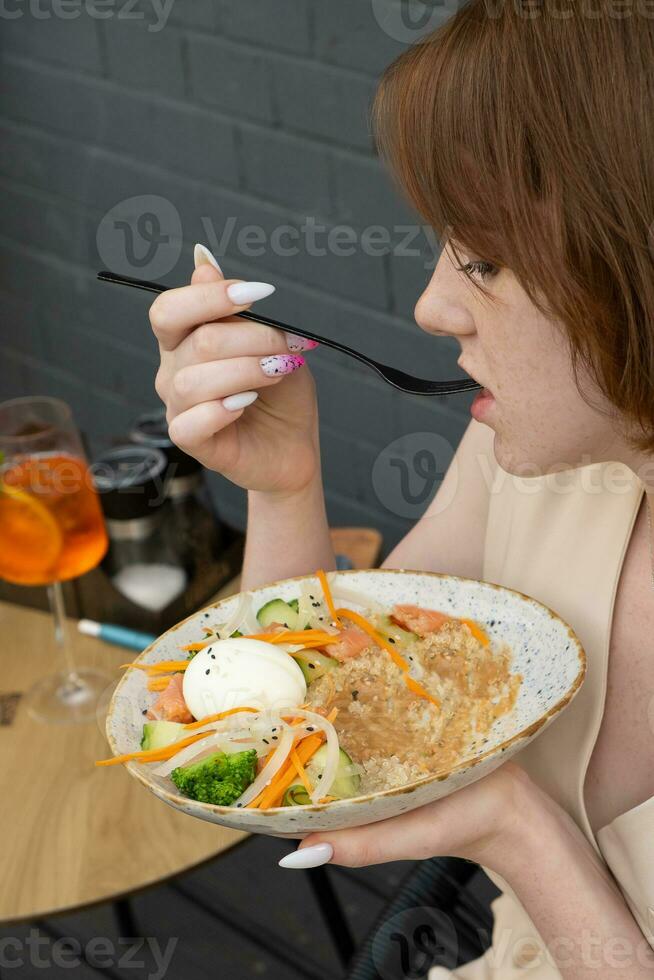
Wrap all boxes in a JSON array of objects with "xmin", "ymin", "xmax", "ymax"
[{"xmin": 0, "ymin": 396, "xmax": 111, "ymax": 723}]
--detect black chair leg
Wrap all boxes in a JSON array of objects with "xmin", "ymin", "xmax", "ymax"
[
  {"xmin": 113, "ymin": 897, "xmax": 138, "ymax": 938},
  {"xmin": 306, "ymin": 865, "xmax": 356, "ymax": 969}
]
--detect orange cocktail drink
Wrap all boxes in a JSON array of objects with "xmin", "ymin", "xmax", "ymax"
[{"xmin": 0, "ymin": 453, "xmax": 108, "ymax": 586}]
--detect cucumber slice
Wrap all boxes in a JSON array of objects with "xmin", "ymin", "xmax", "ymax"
[
  {"xmin": 140, "ymin": 720, "xmax": 185, "ymax": 751},
  {"xmin": 283, "ymin": 784, "xmax": 311, "ymax": 806},
  {"xmin": 307, "ymin": 746, "xmax": 360, "ymax": 799},
  {"xmin": 256, "ymin": 598, "xmax": 299, "ymax": 630},
  {"xmin": 292, "ymin": 649, "xmax": 338, "ymax": 685},
  {"xmin": 378, "ymin": 614, "xmax": 416, "ymax": 648},
  {"xmin": 288, "ymin": 598, "xmax": 299, "ymax": 613},
  {"xmin": 282, "ymin": 747, "xmax": 360, "ymax": 805}
]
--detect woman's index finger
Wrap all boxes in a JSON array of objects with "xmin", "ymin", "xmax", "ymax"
[{"xmin": 149, "ymin": 278, "xmax": 246, "ymax": 351}]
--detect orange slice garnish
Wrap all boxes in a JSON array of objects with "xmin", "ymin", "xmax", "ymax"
[{"xmin": 0, "ymin": 483, "xmax": 64, "ymax": 584}]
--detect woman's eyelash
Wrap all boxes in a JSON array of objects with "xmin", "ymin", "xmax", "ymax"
[{"xmin": 458, "ymin": 260, "xmax": 498, "ymax": 282}]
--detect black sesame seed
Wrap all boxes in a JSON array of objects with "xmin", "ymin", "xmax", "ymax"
[
  {"xmin": 388, "ymin": 637, "xmax": 396, "ymax": 644},
  {"xmin": 262, "ymin": 738, "xmax": 269, "ymax": 745},
  {"xmin": 309, "ymin": 663, "xmax": 316, "ymax": 669},
  {"xmin": 306, "ymin": 726, "xmax": 315, "ymax": 732},
  {"xmin": 204, "ymin": 612, "xmax": 210, "ymax": 618},
  {"xmin": 210, "ymin": 654, "xmax": 216, "ymax": 660},
  {"xmin": 205, "ymin": 668, "xmax": 211, "ymax": 675},
  {"xmin": 272, "ymin": 735, "xmax": 278, "ymax": 741}
]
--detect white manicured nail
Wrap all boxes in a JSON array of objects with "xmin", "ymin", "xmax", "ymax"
[
  {"xmin": 194, "ymin": 243, "xmax": 222, "ymax": 273},
  {"xmin": 222, "ymin": 391, "xmax": 258, "ymax": 412},
  {"xmin": 278, "ymin": 843, "xmax": 333, "ymax": 870},
  {"xmin": 227, "ymin": 281, "xmax": 276, "ymax": 305}
]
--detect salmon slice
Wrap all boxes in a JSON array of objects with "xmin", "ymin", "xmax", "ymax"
[
  {"xmin": 321, "ymin": 626, "xmax": 370, "ymax": 662},
  {"xmin": 146, "ymin": 672, "xmax": 193, "ymax": 723},
  {"xmin": 390, "ymin": 604, "xmax": 452, "ymax": 637}
]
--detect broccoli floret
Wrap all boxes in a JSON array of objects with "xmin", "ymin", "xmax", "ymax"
[{"xmin": 170, "ymin": 749, "xmax": 257, "ymax": 806}]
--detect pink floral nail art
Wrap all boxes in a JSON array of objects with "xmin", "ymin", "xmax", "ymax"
[
  {"xmin": 284, "ymin": 333, "xmax": 319, "ymax": 353},
  {"xmin": 260, "ymin": 354, "xmax": 306, "ymax": 377}
]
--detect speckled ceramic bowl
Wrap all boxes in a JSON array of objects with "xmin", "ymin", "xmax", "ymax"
[{"xmin": 105, "ymin": 570, "xmax": 586, "ymax": 837}]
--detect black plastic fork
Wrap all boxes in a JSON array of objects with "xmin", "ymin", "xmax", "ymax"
[{"xmin": 97, "ymin": 271, "xmax": 480, "ymax": 397}]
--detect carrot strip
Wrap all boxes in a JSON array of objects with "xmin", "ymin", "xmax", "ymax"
[
  {"xmin": 317, "ymin": 568, "xmax": 341, "ymax": 627},
  {"xmin": 95, "ymin": 730, "xmax": 212, "ymax": 767},
  {"xmin": 147, "ymin": 676, "xmax": 172, "ymax": 692},
  {"xmin": 181, "ymin": 641, "xmax": 209, "ymax": 652},
  {"xmin": 334, "ymin": 607, "xmax": 410, "ymax": 672},
  {"xmin": 404, "ymin": 674, "xmax": 441, "ymax": 709},
  {"xmin": 248, "ymin": 733, "xmax": 324, "ymax": 809},
  {"xmin": 289, "ymin": 748, "xmax": 314, "ymax": 796},
  {"xmin": 245, "ymin": 630, "xmax": 339, "ymax": 645},
  {"xmin": 184, "ymin": 706, "xmax": 258, "ymax": 730},
  {"xmin": 120, "ymin": 660, "xmax": 190, "ymax": 674},
  {"xmin": 460, "ymin": 619, "xmax": 490, "ymax": 647}
]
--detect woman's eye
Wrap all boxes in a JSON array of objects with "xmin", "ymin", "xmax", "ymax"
[{"xmin": 459, "ymin": 260, "xmax": 498, "ymax": 282}]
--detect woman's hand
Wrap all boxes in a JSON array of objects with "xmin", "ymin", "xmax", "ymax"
[
  {"xmin": 279, "ymin": 762, "xmax": 538, "ymax": 873},
  {"xmin": 151, "ymin": 246, "xmax": 320, "ymax": 496}
]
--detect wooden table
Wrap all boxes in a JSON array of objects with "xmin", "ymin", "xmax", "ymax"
[{"xmin": 0, "ymin": 528, "xmax": 382, "ymax": 925}]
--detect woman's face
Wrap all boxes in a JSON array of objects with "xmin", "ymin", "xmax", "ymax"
[{"xmin": 415, "ymin": 244, "xmax": 624, "ymax": 476}]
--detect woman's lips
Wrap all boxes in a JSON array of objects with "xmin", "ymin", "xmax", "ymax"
[{"xmin": 470, "ymin": 387, "xmax": 496, "ymax": 422}]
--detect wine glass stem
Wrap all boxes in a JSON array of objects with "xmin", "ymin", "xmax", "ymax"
[{"xmin": 47, "ymin": 581, "xmax": 83, "ymax": 689}]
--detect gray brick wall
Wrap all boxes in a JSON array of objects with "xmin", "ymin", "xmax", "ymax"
[{"xmin": 0, "ymin": 0, "xmax": 471, "ymax": 554}]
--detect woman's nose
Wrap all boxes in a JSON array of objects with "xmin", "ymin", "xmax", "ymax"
[{"xmin": 414, "ymin": 251, "xmax": 477, "ymax": 339}]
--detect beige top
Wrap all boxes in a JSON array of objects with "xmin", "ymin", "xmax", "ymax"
[{"xmin": 431, "ymin": 461, "xmax": 653, "ymax": 979}]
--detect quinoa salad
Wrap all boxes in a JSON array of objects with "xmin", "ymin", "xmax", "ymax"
[{"xmin": 98, "ymin": 570, "xmax": 522, "ymax": 809}]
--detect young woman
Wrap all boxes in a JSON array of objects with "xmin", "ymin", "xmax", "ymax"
[{"xmin": 149, "ymin": 3, "xmax": 654, "ymax": 976}]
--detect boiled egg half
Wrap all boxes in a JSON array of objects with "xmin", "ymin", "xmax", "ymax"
[{"xmin": 182, "ymin": 637, "xmax": 307, "ymax": 720}]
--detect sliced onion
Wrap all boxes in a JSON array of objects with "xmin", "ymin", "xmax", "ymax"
[
  {"xmin": 153, "ymin": 711, "xmax": 274, "ymax": 776},
  {"xmin": 153, "ymin": 730, "xmax": 236, "ymax": 777},
  {"xmin": 232, "ymin": 725, "xmax": 295, "ymax": 807},
  {"xmin": 276, "ymin": 707, "xmax": 340, "ymax": 804},
  {"xmin": 330, "ymin": 583, "xmax": 384, "ymax": 613},
  {"xmin": 217, "ymin": 592, "xmax": 257, "ymax": 639}
]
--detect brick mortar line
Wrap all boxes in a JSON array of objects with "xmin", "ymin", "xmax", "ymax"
[
  {"xmin": 0, "ymin": 105, "xmax": 372, "ymax": 229},
  {"xmin": 179, "ymin": 25, "xmax": 383, "ymax": 84},
  {"xmin": 2, "ymin": 346, "xmax": 146, "ymax": 413},
  {"xmin": 1, "ymin": 50, "xmax": 380, "ymax": 159}
]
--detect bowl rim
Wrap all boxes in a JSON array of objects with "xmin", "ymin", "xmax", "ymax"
[{"xmin": 106, "ymin": 568, "xmax": 587, "ymax": 818}]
